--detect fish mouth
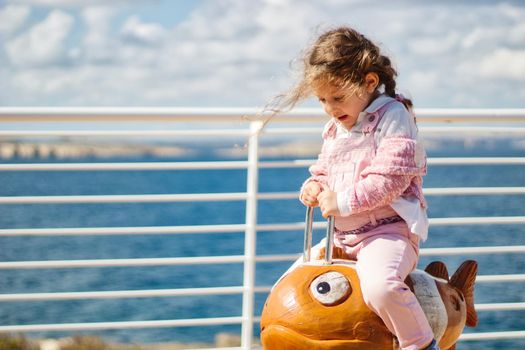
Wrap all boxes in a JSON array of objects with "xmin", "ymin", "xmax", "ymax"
[{"xmin": 261, "ymin": 324, "xmax": 376, "ymax": 350}]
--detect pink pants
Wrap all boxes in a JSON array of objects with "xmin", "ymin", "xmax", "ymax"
[
  {"xmin": 281, "ymin": 221, "xmax": 435, "ymax": 350},
  {"xmin": 337, "ymin": 221, "xmax": 434, "ymax": 350}
]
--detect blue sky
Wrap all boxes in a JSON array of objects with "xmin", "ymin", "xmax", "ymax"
[{"xmin": 1, "ymin": 0, "xmax": 524, "ymax": 108}]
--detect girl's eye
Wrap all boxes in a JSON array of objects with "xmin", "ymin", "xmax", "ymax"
[
  {"xmin": 309, "ymin": 271, "xmax": 352, "ymax": 306},
  {"xmin": 318, "ymin": 98, "xmax": 326, "ymax": 103},
  {"xmin": 333, "ymin": 96, "xmax": 344, "ymax": 102}
]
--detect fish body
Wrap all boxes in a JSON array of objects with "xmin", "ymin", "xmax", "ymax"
[{"xmin": 260, "ymin": 259, "xmax": 477, "ymax": 350}]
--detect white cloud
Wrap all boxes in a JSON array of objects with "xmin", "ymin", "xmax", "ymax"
[
  {"xmin": 121, "ymin": 16, "xmax": 167, "ymax": 45},
  {"xmin": 408, "ymin": 33, "xmax": 461, "ymax": 56},
  {"xmin": 405, "ymin": 71, "xmax": 439, "ymax": 96},
  {"xmin": 7, "ymin": 0, "xmax": 141, "ymax": 7},
  {"xmin": 80, "ymin": 6, "xmax": 118, "ymax": 63},
  {"xmin": 509, "ymin": 21, "xmax": 525, "ymax": 45},
  {"xmin": 0, "ymin": 5, "xmax": 31, "ymax": 36},
  {"xmin": 478, "ymin": 48, "xmax": 525, "ymax": 80},
  {"xmin": 2, "ymin": 0, "xmax": 525, "ymax": 107},
  {"xmin": 5, "ymin": 9, "xmax": 74, "ymax": 67},
  {"xmin": 82, "ymin": 6, "xmax": 115, "ymax": 46}
]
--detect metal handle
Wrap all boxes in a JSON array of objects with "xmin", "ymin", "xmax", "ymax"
[
  {"xmin": 303, "ymin": 206, "xmax": 335, "ymax": 264},
  {"xmin": 324, "ymin": 215, "xmax": 335, "ymax": 264},
  {"xmin": 303, "ymin": 206, "xmax": 314, "ymax": 263}
]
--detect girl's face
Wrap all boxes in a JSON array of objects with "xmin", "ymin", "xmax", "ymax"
[{"xmin": 314, "ymin": 74, "xmax": 379, "ymax": 130}]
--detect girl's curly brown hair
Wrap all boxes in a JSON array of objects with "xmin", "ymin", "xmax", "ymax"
[{"xmin": 265, "ymin": 26, "xmax": 412, "ymax": 119}]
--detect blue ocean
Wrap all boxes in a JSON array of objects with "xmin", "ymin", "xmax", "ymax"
[{"xmin": 0, "ymin": 138, "xmax": 524, "ymax": 349}]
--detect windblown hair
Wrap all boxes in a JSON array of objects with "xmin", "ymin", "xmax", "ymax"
[{"xmin": 266, "ymin": 26, "xmax": 412, "ymax": 118}]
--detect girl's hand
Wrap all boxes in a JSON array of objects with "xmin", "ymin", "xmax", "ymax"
[
  {"xmin": 301, "ymin": 181, "xmax": 323, "ymax": 207},
  {"xmin": 317, "ymin": 187, "xmax": 340, "ymax": 218}
]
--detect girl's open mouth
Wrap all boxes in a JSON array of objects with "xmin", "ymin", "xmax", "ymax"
[{"xmin": 338, "ymin": 115, "xmax": 349, "ymax": 121}]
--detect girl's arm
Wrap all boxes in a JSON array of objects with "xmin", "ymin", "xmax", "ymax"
[{"xmin": 338, "ymin": 136, "xmax": 424, "ymax": 215}]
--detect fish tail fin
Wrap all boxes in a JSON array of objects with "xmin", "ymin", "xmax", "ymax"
[
  {"xmin": 444, "ymin": 344, "xmax": 456, "ymax": 350},
  {"xmin": 425, "ymin": 261, "xmax": 450, "ymax": 281},
  {"xmin": 450, "ymin": 260, "xmax": 478, "ymax": 327}
]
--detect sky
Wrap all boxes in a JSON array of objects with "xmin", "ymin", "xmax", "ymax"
[{"xmin": 0, "ymin": 0, "xmax": 524, "ymax": 108}]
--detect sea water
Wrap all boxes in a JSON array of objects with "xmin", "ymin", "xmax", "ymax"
[{"xmin": 0, "ymin": 139, "xmax": 524, "ymax": 349}]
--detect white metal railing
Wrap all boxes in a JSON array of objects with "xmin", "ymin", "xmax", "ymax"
[
  {"xmin": 1, "ymin": 107, "xmax": 525, "ymax": 349},
  {"xmin": 2, "ymin": 188, "xmax": 525, "ymax": 204}
]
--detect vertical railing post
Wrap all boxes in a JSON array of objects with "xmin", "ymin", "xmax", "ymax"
[{"xmin": 241, "ymin": 120, "xmax": 262, "ymax": 349}]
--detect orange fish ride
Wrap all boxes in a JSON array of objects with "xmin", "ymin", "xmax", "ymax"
[{"xmin": 260, "ymin": 208, "xmax": 478, "ymax": 350}]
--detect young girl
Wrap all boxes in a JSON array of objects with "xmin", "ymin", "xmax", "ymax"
[{"xmin": 277, "ymin": 27, "xmax": 438, "ymax": 350}]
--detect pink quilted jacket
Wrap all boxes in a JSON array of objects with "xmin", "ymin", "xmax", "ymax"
[{"xmin": 302, "ymin": 98, "xmax": 427, "ymax": 230}]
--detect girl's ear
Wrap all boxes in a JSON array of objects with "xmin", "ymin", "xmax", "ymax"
[{"xmin": 364, "ymin": 72, "xmax": 379, "ymax": 93}]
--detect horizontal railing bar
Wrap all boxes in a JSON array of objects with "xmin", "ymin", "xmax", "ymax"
[
  {"xmin": 1, "ymin": 216, "xmax": 524, "ymax": 237},
  {"xmin": 459, "ymin": 330, "xmax": 525, "ymax": 341},
  {"xmin": 0, "ymin": 319, "xmax": 523, "ymax": 340},
  {"xmin": 1, "ymin": 158, "xmax": 524, "ymax": 172},
  {"xmin": 0, "ymin": 161, "xmax": 251, "ymax": 171},
  {"xmin": 0, "ymin": 286, "xmax": 245, "ymax": 302},
  {"xmin": 3, "ymin": 278, "xmax": 522, "ymax": 302},
  {"xmin": 475, "ymin": 274, "xmax": 525, "ymax": 283},
  {"xmin": 109, "ymin": 216, "xmax": 525, "ymax": 228},
  {"xmin": 429, "ymin": 216, "xmax": 525, "ymax": 225},
  {"xmin": 266, "ymin": 126, "xmax": 525, "ymax": 135},
  {"xmin": 1, "ymin": 188, "xmax": 523, "ymax": 205},
  {"xmin": 254, "ymin": 275, "xmax": 525, "ymax": 293},
  {"xmin": 424, "ymin": 187, "xmax": 525, "ymax": 195},
  {"xmin": 0, "ymin": 160, "xmax": 309, "ymax": 171},
  {"xmin": 475, "ymin": 302, "xmax": 525, "ymax": 311},
  {"xmin": 1, "ymin": 107, "xmax": 524, "ymax": 123},
  {"xmin": 0, "ymin": 193, "xmax": 248, "ymax": 204},
  {"xmin": 415, "ymin": 245, "xmax": 525, "ymax": 256},
  {"xmin": 274, "ymin": 125, "xmax": 525, "ymax": 135},
  {"xmin": 2, "ymin": 245, "xmax": 516, "ymax": 270},
  {"xmin": 0, "ymin": 224, "xmax": 247, "ymax": 236},
  {"xmin": 256, "ymin": 245, "xmax": 525, "ymax": 263},
  {"xmin": 428, "ymin": 157, "xmax": 525, "ymax": 165},
  {"xmin": 420, "ymin": 126, "xmax": 525, "ymax": 134},
  {"xmin": 0, "ymin": 255, "xmax": 246, "ymax": 269},
  {"xmin": 0, "ymin": 316, "xmax": 244, "ymax": 333},
  {"xmin": 3, "ymin": 126, "xmax": 525, "ymax": 137},
  {"xmin": 224, "ymin": 157, "xmax": 525, "ymax": 168},
  {"xmin": 256, "ymin": 216, "xmax": 525, "ymax": 229},
  {"xmin": 0, "ymin": 107, "xmax": 269, "ymax": 122},
  {"xmin": 0, "ymin": 130, "xmax": 250, "ymax": 137}
]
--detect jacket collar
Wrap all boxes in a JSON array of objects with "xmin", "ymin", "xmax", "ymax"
[
  {"xmin": 356, "ymin": 94, "xmax": 395, "ymax": 124},
  {"xmin": 323, "ymin": 94, "xmax": 396, "ymax": 139}
]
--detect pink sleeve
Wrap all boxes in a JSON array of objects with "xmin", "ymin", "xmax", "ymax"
[{"xmin": 343, "ymin": 137, "xmax": 425, "ymax": 213}]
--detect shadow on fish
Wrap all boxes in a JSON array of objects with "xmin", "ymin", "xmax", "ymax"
[{"xmin": 260, "ymin": 212, "xmax": 478, "ymax": 350}]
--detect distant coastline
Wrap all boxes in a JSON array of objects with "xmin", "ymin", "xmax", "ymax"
[{"xmin": 0, "ymin": 141, "xmax": 190, "ymax": 160}]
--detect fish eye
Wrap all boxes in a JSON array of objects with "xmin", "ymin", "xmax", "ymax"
[{"xmin": 309, "ymin": 271, "xmax": 352, "ymax": 306}]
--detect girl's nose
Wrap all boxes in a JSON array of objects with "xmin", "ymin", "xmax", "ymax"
[
  {"xmin": 325, "ymin": 104, "xmax": 339, "ymax": 118},
  {"xmin": 324, "ymin": 103, "xmax": 334, "ymax": 116}
]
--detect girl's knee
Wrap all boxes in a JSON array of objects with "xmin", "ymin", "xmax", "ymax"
[{"xmin": 361, "ymin": 276, "xmax": 408, "ymax": 309}]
